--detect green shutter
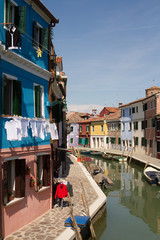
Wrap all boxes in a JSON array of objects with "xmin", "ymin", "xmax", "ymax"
[
  {"xmin": 13, "ymin": 80, "xmax": 22, "ymax": 116},
  {"xmin": 2, "ymin": 75, "xmax": 7, "ymax": 115},
  {"xmin": 3, "ymin": 162, "xmax": 9, "ymax": 205},
  {"xmin": 32, "ymin": 21, "xmax": 37, "ymax": 47},
  {"xmin": 106, "ymin": 137, "xmax": 109, "ymax": 143},
  {"xmin": 152, "ymin": 118, "xmax": 155, "ymax": 127},
  {"xmin": 5, "ymin": 0, "xmax": 11, "ymax": 23},
  {"xmin": 35, "ymin": 85, "xmax": 41, "ymax": 118},
  {"xmin": 118, "ymin": 138, "xmax": 121, "ymax": 145},
  {"xmin": 85, "ymin": 138, "xmax": 89, "ymax": 145},
  {"xmin": 79, "ymin": 138, "xmax": 82, "ymax": 144},
  {"xmin": 41, "ymin": 28, "xmax": 49, "ymax": 51},
  {"xmin": 15, "ymin": 6, "xmax": 26, "ymax": 33}
]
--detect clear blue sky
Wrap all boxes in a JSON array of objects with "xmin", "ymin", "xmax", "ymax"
[{"xmin": 41, "ymin": 0, "xmax": 160, "ymax": 113}]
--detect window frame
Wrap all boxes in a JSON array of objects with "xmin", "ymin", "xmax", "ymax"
[{"xmin": 36, "ymin": 154, "xmax": 50, "ymax": 191}]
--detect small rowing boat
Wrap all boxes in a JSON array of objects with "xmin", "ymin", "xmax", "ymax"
[
  {"xmin": 102, "ymin": 153, "xmax": 112, "ymax": 160},
  {"xmin": 113, "ymin": 156, "xmax": 127, "ymax": 162},
  {"xmin": 144, "ymin": 166, "xmax": 160, "ymax": 185}
]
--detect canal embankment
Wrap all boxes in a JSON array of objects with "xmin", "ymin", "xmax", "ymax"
[
  {"xmin": 4, "ymin": 153, "xmax": 106, "ymax": 240},
  {"xmin": 79, "ymin": 147, "xmax": 160, "ymax": 170}
]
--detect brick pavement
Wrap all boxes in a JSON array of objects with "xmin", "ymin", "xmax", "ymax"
[{"xmin": 5, "ymin": 154, "xmax": 98, "ymax": 240}]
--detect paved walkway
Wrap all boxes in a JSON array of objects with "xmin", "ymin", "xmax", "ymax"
[{"xmin": 5, "ymin": 155, "xmax": 99, "ymax": 240}]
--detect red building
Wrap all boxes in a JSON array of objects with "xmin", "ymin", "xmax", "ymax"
[
  {"xmin": 99, "ymin": 107, "xmax": 119, "ymax": 117},
  {"xmin": 78, "ymin": 119, "xmax": 92, "ymax": 147},
  {"xmin": 143, "ymin": 87, "xmax": 160, "ymax": 157}
]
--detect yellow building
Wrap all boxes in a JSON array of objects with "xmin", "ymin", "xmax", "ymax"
[{"xmin": 90, "ymin": 117, "xmax": 108, "ymax": 149}]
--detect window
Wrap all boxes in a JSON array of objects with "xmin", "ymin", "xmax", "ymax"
[
  {"xmin": 141, "ymin": 138, "xmax": 147, "ymax": 147},
  {"xmin": 70, "ymin": 138, "xmax": 73, "ymax": 144},
  {"xmin": 157, "ymin": 141, "xmax": 160, "ymax": 152},
  {"xmin": 3, "ymin": 159, "xmax": 25, "ymax": 205},
  {"xmin": 86, "ymin": 125, "xmax": 89, "ymax": 133},
  {"xmin": 106, "ymin": 137, "xmax": 109, "ymax": 143},
  {"xmin": 111, "ymin": 137, "xmax": 116, "ymax": 144},
  {"xmin": 134, "ymin": 122, "xmax": 138, "ymax": 130},
  {"xmin": 122, "ymin": 109, "xmax": 125, "ymax": 117},
  {"xmin": 2, "ymin": 74, "xmax": 21, "ymax": 116},
  {"xmin": 142, "ymin": 120, "xmax": 147, "ymax": 129},
  {"xmin": 150, "ymin": 101, "xmax": 152, "ymax": 109},
  {"xmin": 122, "ymin": 123, "xmax": 125, "ymax": 131},
  {"xmin": 154, "ymin": 99, "xmax": 156, "ymax": 108},
  {"xmin": 129, "ymin": 140, "xmax": 132, "ymax": 147},
  {"xmin": 157, "ymin": 120, "xmax": 160, "ymax": 131},
  {"xmin": 92, "ymin": 125, "xmax": 94, "ymax": 132},
  {"xmin": 149, "ymin": 139, "xmax": 152, "ymax": 148},
  {"xmin": 135, "ymin": 137, "xmax": 138, "ymax": 146},
  {"xmin": 152, "ymin": 118, "xmax": 155, "ymax": 128},
  {"xmin": 5, "ymin": 0, "xmax": 26, "ymax": 33},
  {"xmin": 32, "ymin": 21, "xmax": 48, "ymax": 50},
  {"xmin": 71, "ymin": 126, "xmax": 73, "ymax": 132},
  {"xmin": 129, "ymin": 109, "xmax": 131, "ymax": 115},
  {"xmin": 37, "ymin": 155, "xmax": 50, "ymax": 191},
  {"xmin": 118, "ymin": 123, "xmax": 121, "ymax": 131},
  {"xmin": 118, "ymin": 138, "xmax": 121, "ymax": 145},
  {"xmin": 129, "ymin": 122, "xmax": 132, "ymax": 131},
  {"xmin": 111, "ymin": 123, "xmax": 116, "ymax": 131},
  {"xmin": 132, "ymin": 107, "xmax": 135, "ymax": 114},
  {"xmin": 101, "ymin": 125, "xmax": 103, "ymax": 132},
  {"xmin": 79, "ymin": 126, "xmax": 82, "ymax": 133},
  {"xmin": 136, "ymin": 106, "xmax": 138, "ymax": 113},
  {"xmin": 79, "ymin": 138, "xmax": 82, "ymax": 144},
  {"xmin": 34, "ymin": 84, "xmax": 44, "ymax": 118},
  {"xmin": 143, "ymin": 103, "xmax": 147, "ymax": 111}
]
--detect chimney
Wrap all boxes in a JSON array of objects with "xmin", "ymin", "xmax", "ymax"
[{"xmin": 119, "ymin": 103, "xmax": 123, "ymax": 108}]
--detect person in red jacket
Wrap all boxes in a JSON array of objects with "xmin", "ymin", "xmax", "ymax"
[{"xmin": 55, "ymin": 182, "xmax": 69, "ymax": 208}]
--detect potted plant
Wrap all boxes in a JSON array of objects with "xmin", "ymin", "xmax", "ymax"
[
  {"xmin": 25, "ymin": 164, "xmax": 31, "ymax": 175},
  {"xmin": 30, "ymin": 176, "xmax": 35, "ymax": 187},
  {"xmin": 8, "ymin": 190, "xmax": 14, "ymax": 201},
  {"xmin": 37, "ymin": 180, "xmax": 43, "ymax": 190}
]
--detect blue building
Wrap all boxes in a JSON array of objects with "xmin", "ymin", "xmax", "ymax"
[
  {"xmin": 0, "ymin": 0, "xmax": 59, "ymax": 238},
  {"xmin": 121, "ymin": 105, "xmax": 133, "ymax": 151}
]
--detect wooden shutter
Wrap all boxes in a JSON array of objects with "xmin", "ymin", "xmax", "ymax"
[
  {"xmin": 43, "ymin": 155, "xmax": 50, "ymax": 186},
  {"xmin": 13, "ymin": 80, "xmax": 22, "ymax": 116},
  {"xmin": 15, "ymin": 6, "xmax": 26, "ymax": 33},
  {"xmin": 15, "ymin": 159, "xmax": 25, "ymax": 198},
  {"xmin": 34, "ymin": 85, "xmax": 41, "ymax": 117},
  {"xmin": 5, "ymin": 0, "xmax": 11, "ymax": 23},
  {"xmin": 41, "ymin": 28, "xmax": 49, "ymax": 51},
  {"xmin": 32, "ymin": 21, "xmax": 37, "ymax": 47},
  {"xmin": 3, "ymin": 162, "xmax": 9, "ymax": 205}
]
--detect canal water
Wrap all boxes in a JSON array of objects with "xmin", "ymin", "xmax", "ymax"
[{"xmin": 88, "ymin": 155, "xmax": 160, "ymax": 240}]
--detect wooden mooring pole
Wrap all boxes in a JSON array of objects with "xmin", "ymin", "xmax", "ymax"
[
  {"xmin": 80, "ymin": 182, "xmax": 97, "ymax": 240},
  {"xmin": 68, "ymin": 194, "xmax": 82, "ymax": 240}
]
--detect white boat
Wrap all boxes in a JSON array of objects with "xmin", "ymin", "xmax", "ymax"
[{"xmin": 144, "ymin": 166, "xmax": 160, "ymax": 185}]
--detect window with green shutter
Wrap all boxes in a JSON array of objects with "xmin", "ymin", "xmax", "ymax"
[
  {"xmin": 34, "ymin": 84, "xmax": 44, "ymax": 118},
  {"xmin": 32, "ymin": 20, "xmax": 49, "ymax": 50},
  {"xmin": 106, "ymin": 137, "xmax": 109, "ymax": 143},
  {"xmin": 118, "ymin": 138, "xmax": 121, "ymax": 145},
  {"xmin": 79, "ymin": 138, "xmax": 82, "ymax": 144},
  {"xmin": 5, "ymin": 1, "xmax": 26, "ymax": 33},
  {"xmin": 2, "ymin": 75, "xmax": 22, "ymax": 116}
]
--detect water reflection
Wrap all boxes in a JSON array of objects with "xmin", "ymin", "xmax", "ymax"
[{"xmin": 90, "ymin": 156, "xmax": 160, "ymax": 238}]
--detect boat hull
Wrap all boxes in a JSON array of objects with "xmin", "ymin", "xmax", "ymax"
[{"xmin": 144, "ymin": 167, "xmax": 160, "ymax": 185}]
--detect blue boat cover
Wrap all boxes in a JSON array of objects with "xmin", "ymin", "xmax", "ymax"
[{"xmin": 64, "ymin": 215, "xmax": 90, "ymax": 228}]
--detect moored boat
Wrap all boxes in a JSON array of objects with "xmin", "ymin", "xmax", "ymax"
[
  {"xmin": 113, "ymin": 156, "xmax": 127, "ymax": 162},
  {"xmin": 102, "ymin": 153, "xmax": 112, "ymax": 160},
  {"xmin": 144, "ymin": 166, "xmax": 160, "ymax": 185},
  {"xmin": 90, "ymin": 151, "xmax": 102, "ymax": 156},
  {"xmin": 80, "ymin": 150, "xmax": 92, "ymax": 154}
]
